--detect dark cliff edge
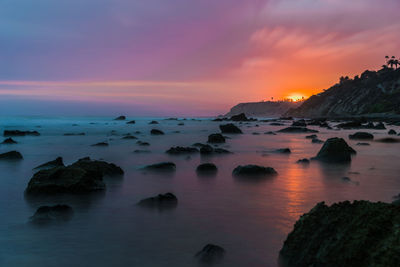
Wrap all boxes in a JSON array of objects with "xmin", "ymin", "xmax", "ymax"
[
  {"xmin": 285, "ymin": 68, "xmax": 400, "ymax": 118},
  {"xmin": 225, "ymin": 101, "xmax": 302, "ymax": 117}
]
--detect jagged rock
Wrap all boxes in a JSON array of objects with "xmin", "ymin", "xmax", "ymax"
[
  {"xmin": 150, "ymin": 129, "xmax": 164, "ymax": 135},
  {"xmin": 126, "ymin": 120, "xmax": 136, "ymax": 124},
  {"xmin": 195, "ymin": 244, "xmax": 225, "ymax": 264},
  {"xmin": 30, "ymin": 205, "xmax": 73, "ymax": 224},
  {"xmin": 388, "ymin": 129, "xmax": 397, "ymax": 135},
  {"xmin": 114, "ymin": 116, "xmax": 126, "ymax": 120},
  {"xmin": 166, "ymin": 146, "xmax": 199, "ymax": 154},
  {"xmin": 277, "ymin": 127, "xmax": 318, "ymax": 133},
  {"xmin": 91, "ymin": 142, "xmax": 108, "ymax": 147},
  {"xmin": 312, "ymin": 138, "xmax": 356, "ymax": 163},
  {"xmin": 137, "ymin": 193, "xmax": 177, "ymax": 209},
  {"xmin": 63, "ymin": 133, "xmax": 85, "ymax": 136},
  {"xmin": 219, "ymin": 123, "xmax": 242, "ymax": 134},
  {"xmin": 232, "ymin": 165, "xmax": 277, "ymax": 177},
  {"xmin": 275, "ymin": 148, "xmax": 291, "ymax": 154},
  {"xmin": 136, "ymin": 141, "xmax": 150, "ymax": 146},
  {"xmin": 143, "ymin": 162, "xmax": 176, "ymax": 171},
  {"xmin": 0, "ymin": 151, "xmax": 23, "ymax": 160},
  {"xmin": 4, "ymin": 130, "xmax": 40, "ymax": 136},
  {"xmin": 196, "ymin": 163, "xmax": 218, "ymax": 173},
  {"xmin": 1, "ymin": 137, "xmax": 17, "ymax": 144},
  {"xmin": 297, "ymin": 158, "xmax": 310, "ymax": 164},
  {"xmin": 34, "ymin": 157, "xmax": 64, "ymax": 170},
  {"xmin": 207, "ymin": 133, "xmax": 225, "ymax": 143},
  {"xmin": 280, "ymin": 200, "xmax": 400, "ymax": 267},
  {"xmin": 349, "ymin": 132, "xmax": 374, "ymax": 140}
]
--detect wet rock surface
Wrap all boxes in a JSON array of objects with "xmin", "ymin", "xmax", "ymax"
[
  {"xmin": 137, "ymin": 193, "xmax": 177, "ymax": 209},
  {"xmin": 207, "ymin": 133, "xmax": 225, "ymax": 143},
  {"xmin": 34, "ymin": 157, "xmax": 65, "ymax": 170},
  {"xmin": 232, "ymin": 165, "xmax": 277, "ymax": 177},
  {"xmin": 0, "ymin": 151, "xmax": 23, "ymax": 160},
  {"xmin": 30, "ymin": 204, "xmax": 73, "ymax": 224},
  {"xmin": 312, "ymin": 138, "xmax": 356, "ymax": 163},
  {"xmin": 150, "ymin": 129, "xmax": 164, "ymax": 135},
  {"xmin": 219, "ymin": 124, "xmax": 243, "ymax": 134}
]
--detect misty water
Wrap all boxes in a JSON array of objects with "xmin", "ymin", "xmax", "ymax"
[{"xmin": 1, "ymin": 116, "xmax": 399, "ymax": 267}]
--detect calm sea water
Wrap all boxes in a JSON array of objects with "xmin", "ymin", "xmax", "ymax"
[{"xmin": 0, "ymin": 116, "xmax": 399, "ymax": 267}]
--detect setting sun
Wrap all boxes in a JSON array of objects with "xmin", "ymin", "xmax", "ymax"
[{"xmin": 287, "ymin": 94, "xmax": 305, "ymax": 102}]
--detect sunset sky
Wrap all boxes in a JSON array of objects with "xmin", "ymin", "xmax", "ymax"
[{"xmin": 1, "ymin": 0, "xmax": 400, "ymax": 116}]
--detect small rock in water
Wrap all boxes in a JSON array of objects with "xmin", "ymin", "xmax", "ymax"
[
  {"xmin": 4, "ymin": 130, "xmax": 40, "ymax": 136},
  {"xmin": 311, "ymin": 138, "xmax": 324, "ymax": 144},
  {"xmin": 133, "ymin": 149, "xmax": 151, "ymax": 153},
  {"xmin": 122, "ymin": 135, "xmax": 137, "ymax": 140},
  {"xmin": 277, "ymin": 127, "xmax": 318, "ymax": 133},
  {"xmin": 305, "ymin": 134, "xmax": 317, "ymax": 139},
  {"xmin": 275, "ymin": 148, "xmax": 291, "ymax": 154},
  {"xmin": 143, "ymin": 162, "xmax": 176, "ymax": 171},
  {"xmin": 0, "ymin": 151, "xmax": 23, "ymax": 160},
  {"xmin": 233, "ymin": 165, "xmax": 277, "ymax": 177},
  {"xmin": 126, "ymin": 120, "xmax": 136, "ymax": 124},
  {"xmin": 137, "ymin": 141, "xmax": 150, "ymax": 146},
  {"xmin": 114, "ymin": 116, "xmax": 126, "ymax": 121},
  {"xmin": 91, "ymin": 142, "xmax": 109, "ymax": 147},
  {"xmin": 195, "ymin": 244, "xmax": 225, "ymax": 264},
  {"xmin": 312, "ymin": 137, "xmax": 356, "ymax": 163},
  {"xmin": 388, "ymin": 129, "xmax": 397, "ymax": 135},
  {"xmin": 356, "ymin": 142, "xmax": 370, "ymax": 146},
  {"xmin": 219, "ymin": 123, "xmax": 243, "ymax": 134},
  {"xmin": 63, "ymin": 133, "xmax": 85, "ymax": 136},
  {"xmin": 1, "ymin": 137, "xmax": 17, "ymax": 144},
  {"xmin": 30, "ymin": 205, "xmax": 73, "ymax": 224},
  {"xmin": 137, "ymin": 193, "xmax": 177, "ymax": 209},
  {"xmin": 264, "ymin": 131, "xmax": 276, "ymax": 135},
  {"xmin": 297, "ymin": 158, "xmax": 310, "ymax": 164},
  {"xmin": 196, "ymin": 163, "xmax": 218, "ymax": 175},
  {"xmin": 149, "ymin": 120, "xmax": 159, "ymax": 124},
  {"xmin": 33, "ymin": 157, "xmax": 64, "ymax": 170},
  {"xmin": 166, "ymin": 146, "xmax": 199, "ymax": 154},
  {"xmin": 349, "ymin": 132, "xmax": 374, "ymax": 140},
  {"xmin": 207, "ymin": 133, "xmax": 225, "ymax": 143},
  {"xmin": 150, "ymin": 129, "xmax": 164, "ymax": 135},
  {"xmin": 376, "ymin": 138, "xmax": 400, "ymax": 143}
]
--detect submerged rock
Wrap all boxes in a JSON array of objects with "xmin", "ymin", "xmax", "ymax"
[
  {"xmin": 0, "ymin": 151, "xmax": 23, "ymax": 160},
  {"xmin": 166, "ymin": 146, "xmax": 199, "ymax": 154},
  {"xmin": 336, "ymin": 121, "xmax": 362, "ymax": 129},
  {"xmin": 122, "ymin": 135, "xmax": 137, "ymax": 140},
  {"xmin": 230, "ymin": 113, "xmax": 255, "ymax": 122},
  {"xmin": 388, "ymin": 129, "xmax": 397, "ymax": 135},
  {"xmin": 349, "ymin": 132, "xmax": 374, "ymax": 140},
  {"xmin": 195, "ymin": 244, "xmax": 225, "ymax": 264},
  {"xmin": 264, "ymin": 131, "xmax": 276, "ymax": 135},
  {"xmin": 143, "ymin": 162, "xmax": 176, "ymax": 171},
  {"xmin": 133, "ymin": 149, "xmax": 151, "ymax": 153},
  {"xmin": 292, "ymin": 120, "xmax": 306, "ymax": 127},
  {"xmin": 233, "ymin": 165, "xmax": 277, "ymax": 177},
  {"xmin": 270, "ymin": 122, "xmax": 285, "ymax": 126},
  {"xmin": 136, "ymin": 140, "xmax": 150, "ymax": 146},
  {"xmin": 219, "ymin": 124, "xmax": 243, "ymax": 134},
  {"xmin": 30, "ymin": 204, "xmax": 73, "ymax": 224},
  {"xmin": 126, "ymin": 120, "xmax": 136, "ymax": 124},
  {"xmin": 149, "ymin": 120, "xmax": 159, "ymax": 124},
  {"xmin": 4, "ymin": 130, "xmax": 40, "ymax": 136},
  {"xmin": 311, "ymin": 138, "xmax": 324, "ymax": 144},
  {"xmin": 280, "ymin": 200, "xmax": 400, "ymax": 267},
  {"xmin": 34, "ymin": 157, "xmax": 64, "ymax": 170},
  {"xmin": 296, "ymin": 158, "xmax": 310, "ymax": 164},
  {"xmin": 91, "ymin": 142, "xmax": 109, "ymax": 147},
  {"xmin": 277, "ymin": 127, "xmax": 318, "ymax": 133},
  {"xmin": 196, "ymin": 163, "xmax": 218, "ymax": 174},
  {"xmin": 137, "ymin": 193, "xmax": 177, "ymax": 209},
  {"xmin": 275, "ymin": 148, "xmax": 291, "ymax": 154},
  {"xmin": 312, "ymin": 138, "xmax": 356, "ymax": 163},
  {"xmin": 305, "ymin": 134, "xmax": 317, "ymax": 139},
  {"xmin": 356, "ymin": 142, "xmax": 370, "ymax": 146},
  {"xmin": 150, "ymin": 129, "xmax": 164, "ymax": 135},
  {"xmin": 376, "ymin": 138, "xmax": 400, "ymax": 143},
  {"xmin": 1, "ymin": 137, "xmax": 17, "ymax": 144},
  {"xmin": 114, "ymin": 116, "xmax": 126, "ymax": 120},
  {"xmin": 63, "ymin": 133, "xmax": 85, "ymax": 136},
  {"xmin": 207, "ymin": 133, "xmax": 225, "ymax": 143}
]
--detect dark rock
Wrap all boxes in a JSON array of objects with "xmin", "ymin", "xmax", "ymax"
[
  {"xmin": 143, "ymin": 162, "xmax": 176, "ymax": 171},
  {"xmin": 137, "ymin": 193, "xmax": 177, "ymax": 209},
  {"xmin": 207, "ymin": 133, "xmax": 225, "ymax": 143},
  {"xmin": 349, "ymin": 132, "xmax": 374, "ymax": 140},
  {"xmin": 312, "ymin": 137, "xmax": 356, "ymax": 163},
  {"xmin": 264, "ymin": 131, "xmax": 276, "ymax": 135},
  {"xmin": 195, "ymin": 244, "xmax": 225, "ymax": 264},
  {"xmin": 137, "ymin": 141, "xmax": 150, "ymax": 146},
  {"xmin": 305, "ymin": 134, "xmax": 317, "ymax": 139},
  {"xmin": 71, "ymin": 157, "xmax": 124, "ymax": 176},
  {"xmin": 4, "ymin": 130, "xmax": 40, "ymax": 136},
  {"xmin": 277, "ymin": 127, "xmax": 318, "ymax": 133},
  {"xmin": 149, "ymin": 120, "xmax": 159, "ymax": 124},
  {"xmin": 150, "ymin": 129, "xmax": 164, "ymax": 135},
  {"xmin": 177, "ymin": 122, "xmax": 184, "ymax": 126},
  {"xmin": 133, "ymin": 150, "xmax": 151, "ymax": 153},
  {"xmin": 196, "ymin": 163, "xmax": 218, "ymax": 173},
  {"xmin": 1, "ymin": 137, "xmax": 17, "ymax": 144},
  {"xmin": 230, "ymin": 113, "xmax": 255, "ymax": 121},
  {"xmin": 252, "ymin": 132, "xmax": 260, "ymax": 135},
  {"xmin": 270, "ymin": 122, "xmax": 285, "ymax": 126},
  {"xmin": 34, "ymin": 157, "xmax": 64, "ymax": 170},
  {"xmin": 233, "ymin": 165, "xmax": 277, "ymax": 177},
  {"xmin": 375, "ymin": 122, "xmax": 386, "ymax": 129},
  {"xmin": 30, "ymin": 204, "xmax": 73, "ymax": 224},
  {"xmin": 280, "ymin": 200, "xmax": 400, "ymax": 267},
  {"xmin": 192, "ymin": 142, "xmax": 207, "ymax": 147},
  {"xmin": 275, "ymin": 148, "xmax": 291, "ymax": 154},
  {"xmin": 356, "ymin": 142, "xmax": 370, "ymax": 146},
  {"xmin": 63, "ymin": 133, "xmax": 85, "ymax": 136},
  {"xmin": 292, "ymin": 120, "xmax": 307, "ymax": 127},
  {"xmin": 376, "ymin": 138, "xmax": 400, "ymax": 143},
  {"xmin": 388, "ymin": 129, "xmax": 397, "ymax": 135},
  {"xmin": 336, "ymin": 121, "xmax": 362, "ymax": 129},
  {"xmin": 219, "ymin": 123, "xmax": 242, "ymax": 134},
  {"xmin": 114, "ymin": 116, "xmax": 126, "ymax": 120},
  {"xmin": 0, "ymin": 151, "xmax": 23, "ymax": 160},
  {"xmin": 213, "ymin": 148, "xmax": 232, "ymax": 154},
  {"xmin": 311, "ymin": 138, "xmax": 324, "ymax": 144},
  {"xmin": 297, "ymin": 158, "xmax": 310, "ymax": 164},
  {"xmin": 122, "ymin": 135, "xmax": 137, "ymax": 140},
  {"xmin": 126, "ymin": 120, "xmax": 136, "ymax": 124},
  {"xmin": 200, "ymin": 144, "xmax": 214, "ymax": 154},
  {"xmin": 166, "ymin": 146, "xmax": 199, "ymax": 154},
  {"xmin": 91, "ymin": 142, "xmax": 109, "ymax": 147}
]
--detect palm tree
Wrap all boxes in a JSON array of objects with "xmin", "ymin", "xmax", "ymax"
[{"xmin": 394, "ymin": 59, "xmax": 399, "ymax": 69}]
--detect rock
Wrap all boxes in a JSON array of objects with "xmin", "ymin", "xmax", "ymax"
[
  {"xmin": 232, "ymin": 165, "xmax": 277, "ymax": 177},
  {"xmin": 122, "ymin": 135, "xmax": 137, "ymax": 140},
  {"xmin": 136, "ymin": 141, "xmax": 150, "ymax": 146},
  {"xmin": 30, "ymin": 205, "xmax": 73, "ymax": 224},
  {"xmin": 388, "ymin": 129, "xmax": 397, "ymax": 135},
  {"xmin": 150, "ymin": 129, "xmax": 164, "ymax": 135},
  {"xmin": 230, "ymin": 113, "xmax": 254, "ymax": 121},
  {"xmin": 252, "ymin": 132, "xmax": 260, "ymax": 135},
  {"xmin": 126, "ymin": 120, "xmax": 136, "ymax": 124},
  {"xmin": 297, "ymin": 158, "xmax": 310, "ymax": 164},
  {"xmin": 192, "ymin": 142, "xmax": 207, "ymax": 147},
  {"xmin": 277, "ymin": 127, "xmax": 318, "ymax": 133},
  {"xmin": 166, "ymin": 146, "xmax": 199, "ymax": 154},
  {"xmin": 34, "ymin": 157, "xmax": 64, "ymax": 170},
  {"xmin": 133, "ymin": 149, "xmax": 151, "ymax": 153},
  {"xmin": 375, "ymin": 122, "xmax": 386, "ymax": 129},
  {"xmin": 312, "ymin": 137, "xmax": 356, "ymax": 163},
  {"xmin": 305, "ymin": 134, "xmax": 317, "ymax": 139},
  {"xmin": 114, "ymin": 116, "xmax": 126, "ymax": 120},
  {"xmin": 376, "ymin": 138, "xmax": 400, "ymax": 143},
  {"xmin": 213, "ymin": 148, "xmax": 232, "ymax": 154},
  {"xmin": 311, "ymin": 138, "xmax": 324, "ymax": 144},
  {"xmin": 275, "ymin": 148, "xmax": 291, "ymax": 154},
  {"xmin": 336, "ymin": 121, "xmax": 362, "ymax": 129},
  {"xmin": 143, "ymin": 162, "xmax": 176, "ymax": 171},
  {"xmin": 356, "ymin": 142, "xmax": 370, "ymax": 146},
  {"xmin": 4, "ymin": 130, "xmax": 40, "ymax": 136},
  {"xmin": 207, "ymin": 133, "xmax": 225, "ymax": 143},
  {"xmin": 71, "ymin": 157, "xmax": 124, "ymax": 176},
  {"xmin": 0, "ymin": 151, "xmax": 23, "ymax": 160},
  {"xmin": 1, "ymin": 137, "xmax": 17, "ymax": 144},
  {"xmin": 270, "ymin": 122, "xmax": 285, "ymax": 126},
  {"xmin": 195, "ymin": 244, "xmax": 225, "ymax": 264},
  {"xmin": 200, "ymin": 144, "xmax": 214, "ymax": 154},
  {"xmin": 63, "ymin": 133, "xmax": 85, "ymax": 136},
  {"xmin": 264, "ymin": 131, "xmax": 276, "ymax": 135},
  {"xmin": 137, "ymin": 193, "xmax": 177, "ymax": 209},
  {"xmin": 219, "ymin": 124, "xmax": 242, "ymax": 134},
  {"xmin": 91, "ymin": 142, "xmax": 109, "ymax": 147},
  {"xmin": 177, "ymin": 122, "xmax": 184, "ymax": 126},
  {"xmin": 292, "ymin": 120, "xmax": 307, "ymax": 127},
  {"xmin": 149, "ymin": 120, "xmax": 159, "ymax": 124},
  {"xmin": 196, "ymin": 163, "xmax": 218, "ymax": 174},
  {"xmin": 280, "ymin": 200, "xmax": 400, "ymax": 267},
  {"xmin": 349, "ymin": 132, "xmax": 374, "ymax": 140}
]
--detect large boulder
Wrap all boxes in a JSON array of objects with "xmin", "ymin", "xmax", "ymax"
[
  {"xmin": 312, "ymin": 138, "xmax": 356, "ymax": 163},
  {"xmin": 277, "ymin": 127, "xmax": 318, "ymax": 133},
  {"xmin": 232, "ymin": 165, "xmax": 277, "ymax": 177},
  {"xmin": 33, "ymin": 157, "xmax": 64, "ymax": 170},
  {"xmin": 0, "ymin": 151, "xmax": 23, "ymax": 160},
  {"xmin": 207, "ymin": 133, "xmax": 225, "ymax": 143},
  {"xmin": 195, "ymin": 244, "xmax": 225, "ymax": 264},
  {"xmin": 4, "ymin": 130, "xmax": 40, "ymax": 136},
  {"xmin": 219, "ymin": 124, "xmax": 242, "ymax": 134},
  {"xmin": 137, "ymin": 193, "xmax": 177, "ymax": 209},
  {"xmin": 349, "ymin": 132, "xmax": 374, "ymax": 140},
  {"xmin": 30, "ymin": 204, "xmax": 73, "ymax": 224},
  {"xmin": 280, "ymin": 201, "xmax": 400, "ymax": 267}
]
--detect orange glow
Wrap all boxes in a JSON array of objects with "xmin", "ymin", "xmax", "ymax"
[{"xmin": 286, "ymin": 94, "xmax": 305, "ymax": 102}]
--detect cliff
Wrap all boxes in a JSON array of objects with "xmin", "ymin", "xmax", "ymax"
[
  {"xmin": 225, "ymin": 101, "xmax": 302, "ymax": 117},
  {"xmin": 286, "ymin": 68, "xmax": 400, "ymax": 118}
]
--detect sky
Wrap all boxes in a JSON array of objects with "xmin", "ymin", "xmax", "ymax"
[{"xmin": 1, "ymin": 0, "xmax": 400, "ymax": 116}]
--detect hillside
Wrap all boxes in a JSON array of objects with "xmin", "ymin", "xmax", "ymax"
[
  {"xmin": 286, "ymin": 67, "xmax": 400, "ymax": 118},
  {"xmin": 225, "ymin": 101, "xmax": 302, "ymax": 117}
]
